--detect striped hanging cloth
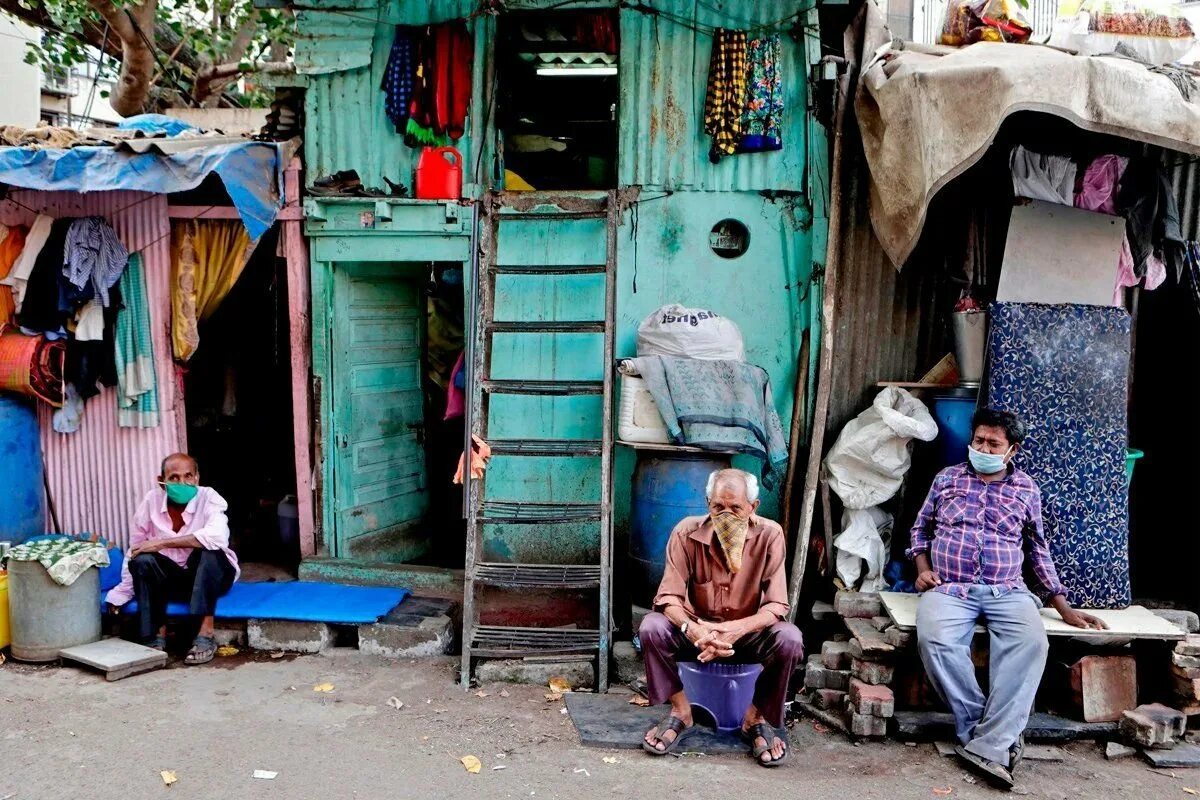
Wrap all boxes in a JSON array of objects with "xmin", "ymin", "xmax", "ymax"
[
  {"xmin": 703, "ymin": 28, "xmax": 748, "ymax": 163},
  {"xmin": 114, "ymin": 253, "xmax": 159, "ymax": 428}
]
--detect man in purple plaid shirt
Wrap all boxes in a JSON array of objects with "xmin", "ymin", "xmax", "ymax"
[{"xmin": 908, "ymin": 408, "xmax": 1105, "ymax": 789}]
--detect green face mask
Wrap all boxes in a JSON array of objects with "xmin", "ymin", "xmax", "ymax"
[{"xmin": 163, "ymin": 482, "xmax": 199, "ymax": 505}]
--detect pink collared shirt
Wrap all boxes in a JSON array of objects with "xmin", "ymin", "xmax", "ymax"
[{"xmin": 105, "ymin": 486, "xmax": 241, "ymax": 607}]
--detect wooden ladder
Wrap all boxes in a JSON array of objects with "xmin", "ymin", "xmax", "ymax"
[{"xmin": 460, "ymin": 191, "xmax": 617, "ymax": 691}]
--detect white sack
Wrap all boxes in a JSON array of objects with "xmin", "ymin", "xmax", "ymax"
[
  {"xmin": 824, "ymin": 386, "xmax": 938, "ymax": 510},
  {"xmin": 834, "ymin": 506, "xmax": 893, "ymax": 591},
  {"xmin": 636, "ymin": 304, "xmax": 745, "ymax": 360}
]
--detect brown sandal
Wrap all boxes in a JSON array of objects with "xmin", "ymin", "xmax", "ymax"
[{"xmin": 641, "ymin": 715, "xmax": 695, "ymax": 756}]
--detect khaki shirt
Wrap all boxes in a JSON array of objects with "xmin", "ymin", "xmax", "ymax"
[{"xmin": 652, "ymin": 514, "xmax": 790, "ymax": 622}]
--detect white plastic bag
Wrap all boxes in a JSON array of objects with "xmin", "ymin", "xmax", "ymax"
[
  {"xmin": 834, "ymin": 506, "xmax": 894, "ymax": 591},
  {"xmin": 636, "ymin": 304, "xmax": 745, "ymax": 360},
  {"xmin": 823, "ymin": 386, "xmax": 939, "ymax": 510}
]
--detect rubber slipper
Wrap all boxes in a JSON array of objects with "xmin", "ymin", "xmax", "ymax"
[{"xmin": 641, "ymin": 715, "xmax": 695, "ymax": 756}]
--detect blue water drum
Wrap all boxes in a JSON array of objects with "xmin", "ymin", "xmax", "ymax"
[
  {"xmin": 930, "ymin": 388, "xmax": 978, "ymax": 470},
  {"xmin": 629, "ymin": 451, "xmax": 732, "ymax": 607},
  {"xmin": 0, "ymin": 395, "xmax": 46, "ymax": 543}
]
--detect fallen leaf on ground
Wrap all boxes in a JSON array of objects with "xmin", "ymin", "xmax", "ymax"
[
  {"xmin": 628, "ymin": 695, "xmax": 650, "ymax": 707},
  {"xmin": 932, "ymin": 788, "xmax": 953, "ymax": 797},
  {"xmin": 461, "ymin": 755, "xmax": 482, "ymax": 774},
  {"xmin": 270, "ymin": 652, "xmax": 285, "ymax": 659},
  {"xmin": 313, "ymin": 683, "xmax": 334, "ymax": 693},
  {"xmin": 387, "ymin": 697, "xmax": 404, "ymax": 709},
  {"xmin": 1183, "ymin": 789, "xmax": 1198, "ymax": 796},
  {"xmin": 475, "ymin": 690, "xmax": 490, "ymax": 698},
  {"xmin": 252, "ymin": 770, "xmax": 278, "ymax": 780},
  {"xmin": 545, "ymin": 692, "xmax": 563, "ymax": 702},
  {"xmin": 548, "ymin": 676, "xmax": 572, "ymax": 694},
  {"xmin": 160, "ymin": 770, "xmax": 177, "ymax": 787},
  {"xmin": 602, "ymin": 757, "xmax": 619, "ymax": 764},
  {"xmin": 574, "ymin": 768, "xmax": 590, "ymax": 777},
  {"xmin": 500, "ymin": 689, "xmax": 511, "ymax": 698},
  {"xmin": 216, "ymin": 645, "xmax": 239, "ymax": 657}
]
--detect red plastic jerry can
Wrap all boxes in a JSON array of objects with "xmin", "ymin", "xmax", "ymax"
[{"xmin": 415, "ymin": 146, "xmax": 463, "ymax": 200}]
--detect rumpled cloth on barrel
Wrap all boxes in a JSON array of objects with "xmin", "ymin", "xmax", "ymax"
[
  {"xmin": 629, "ymin": 355, "xmax": 788, "ymax": 490},
  {"xmin": 0, "ymin": 326, "xmax": 65, "ymax": 406},
  {"xmin": 4, "ymin": 539, "xmax": 110, "ymax": 586}
]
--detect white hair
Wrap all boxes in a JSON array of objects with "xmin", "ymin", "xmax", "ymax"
[{"xmin": 705, "ymin": 469, "xmax": 759, "ymax": 503}]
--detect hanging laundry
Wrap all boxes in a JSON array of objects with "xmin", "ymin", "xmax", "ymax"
[
  {"xmin": 1185, "ymin": 242, "xmax": 1200, "ymax": 316},
  {"xmin": 1075, "ymin": 154, "xmax": 1128, "ymax": 215},
  {"xmin": 115, "ymin": 253, "xmax": 159, "ymax": 428},
  {"xmin": 444, "ymin": 351, "xmax": 465, "ymax": 421},
  {"xmin": 383, "ymin": 26, "xmax": 417, "ymax": 133},
  {"xmin": 453, "ymin": 434, "xmax": 491, "ymax": 484},
  {"xmin": 65, "ymin": 282, "xmax": 120, "ymax": 400},
  {"xmin": 575, "ymin": 11, "xmax": 618, "ymax": 54},
  {"xmin": 16, "ymin": 217, "xmax": 73, "ymax": 335},
  {"xmin": 738, "ymin": 35, "xmax": 784, "ymax": 154},
  {"xmin": 1010, "ymin": 145, "xmax": 1076, "ymax": 205},
  {"xmin": 2, "ymin": 214, "xmax": 54, "ymax": 313},
  {"xmin": 64, "ymin": 216, "xmax": 128, "ymax": 308},
  {"xmin": 704, "ymin": 29, "xmax": 749, "ymax": 163},
  {"xmin": 0, "ymin": 224, "xmax": 27, "ymax": 326},
  {"xmin": 405, "ymin": 30, "xmax": 449, "ymax": 147},
  {"xmin": 0, "ymin": 327, "xmax": 65, "ymax": 406},
  {"xmin": 432, "ymin": 20, "xmax": 473, "ymax": 142},
  {"xmin": 1119, "ymin": 156, "xmax": 1185, "ymax": 281},
  {"xmin": 171, "ymin": 220, "xmax": 252, "ymax": 361},
  {"xmin": 52, "ymin": 383, "xmax": 84, "ymax": 434},
  {"xmin": 74, "ymin": 298, "xmax": 105, "ymax": 342}
]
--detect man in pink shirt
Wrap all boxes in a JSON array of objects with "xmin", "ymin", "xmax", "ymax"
[{"xmin": 105, "ymin": 453, "xmax": 240, "ymax": 665}]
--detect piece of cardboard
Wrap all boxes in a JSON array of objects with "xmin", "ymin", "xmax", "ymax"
[{"xmin": 998, "ymin": 200, "xmax": 1125, "ymax": 307}]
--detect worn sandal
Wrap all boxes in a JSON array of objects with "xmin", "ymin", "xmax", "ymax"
[
  {"xmin": 184, "ymin": 635, "xmax": 217, "ymax": 665},
  {"xmin": 955, "ymin": 745, "xmax": 1015, "ymax": 790},
  {"xmin": 741, "ymin": 722, "xmax": 790, "ymax": 767},
  {"xmin": 641, "ymin": 715, "xmax": 695, "ymax": 756}
]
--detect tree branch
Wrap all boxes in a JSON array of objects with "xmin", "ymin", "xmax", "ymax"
[{"xmin": 85, "ymin": 0, "xmax": 159, "ymax": 116}]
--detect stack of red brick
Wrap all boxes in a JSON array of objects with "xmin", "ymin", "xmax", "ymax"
[{"xmin": 1171, "ymin": 635, "xmax": 1200, "ymax": 713}]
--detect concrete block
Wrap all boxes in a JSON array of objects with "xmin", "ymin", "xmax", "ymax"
[
  {"xmin": 1106, "ymin": 742, "xmax": 1137, "ymax": 760},
  {"xmin": 811, "ymin": 600, "xmax": 838, "ymax": 621},
  {"xmin": 844, "ymin": 618, "xmax": 895, "ymax": 659},
  {"xmin": 247, "ymin": 619, "xmax": 333, "ymax": 654},
  {"xmin": 1144, "ymin": 743, "xmax": 1200, "ymax": 768},
  {"xmin": 826, "ymin": 668, "xmax": 850, "ymax": 691},
  {"xmin": 1068, "ymin": 655, "xmax": 1137, "ymax": 723},
  {"xmin": 852, "ymin": 657, "xmax": 895, "ymax": 686},
  {"xmin": 849, "ymin": 678, "xmax": 895, "ymax": 718},
  {"xmin": 821, "ymin": 640, "xmax": 852, "ymax": 670},
  {"xmin": 58, "ymin": 638, "xmax": 167, "ymax": 681},
  {"xmin": 847, "ymin": 703, "xmax": 888, "ymax": 737},
  {"xmin": 1121, "ymin": 703, "xmax": 1186, "ymax": 749},
  {"xmin": 870, "ymin": 616, "xmax": 892, "ymax": 631},
  {"xmin": 612, "ymin": 640, "xmax": 643, "ymax": 685},
  {"xmin": 1174, "ymin": 663, "xmax": 1200, "ymax": 681},
  {"xmin": 835, "ymin": 591, "xmax": 882, "ymax": 619},
  {"xmin": 475, "ymin": 658, "xmax": 593, "ymax": 688},
  {"xmin": 358, "ymin": 615, "xmax": 453, "ymax": 658},
  {"xmin": 1174, "ymin": 652, "xmax": 1200, "ymax": 670},
  {"xmin": 1178, "ymin": 635, "xmax": 1200, "ymax": 657},
  {"xmin": 1174, "ymin": 673, "xmax": 1200, "ymax": 701},
  {"xmin": 885, "ymin": 627, "xmax": 914, "ymax": 649},
  {"xmin": 1152, "ymin": 609, "xmax": 1200, "ymax": 634},
  {"xmin": 814, "ymin": 688, "xmax": 847, "ymax": 711}
]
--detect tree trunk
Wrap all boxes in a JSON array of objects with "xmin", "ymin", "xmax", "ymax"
[{"xmin": 87, "ymin": 0, "xmax": 159, "ymax": 116}]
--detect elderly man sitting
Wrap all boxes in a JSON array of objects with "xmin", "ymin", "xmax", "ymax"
[
  {"xmin": 106, "ymin": 453, "xmax": 240, "ymax": 665},
  {"xmin": 638, "ymin": 468, "xmax": 802, "ymax": 766}
]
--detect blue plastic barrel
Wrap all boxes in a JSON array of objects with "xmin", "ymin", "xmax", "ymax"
[
  {"xmin": 0, "ymin": 395, "xmax": 46, "ymax": 543},
  {"xmin": 930, "ymin": 389, "xmax": 978, "ymax": 470},
  {"xmin": 629, "ymin": 452, "xmax": 732, "ymax": 607}
]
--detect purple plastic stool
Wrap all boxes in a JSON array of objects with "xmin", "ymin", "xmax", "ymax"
[{"xmin": 678, "ymin": 661, "xmax": 763, "ymax": 731}]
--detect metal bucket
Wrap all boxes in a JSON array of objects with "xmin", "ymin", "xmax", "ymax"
[
  {"xmin": 952, "ymin": 311, "xmax": 988, "ymax": 386},
  {"xmin": 8, "ymin": 559, "xmax": 101, "ymax": 662}
]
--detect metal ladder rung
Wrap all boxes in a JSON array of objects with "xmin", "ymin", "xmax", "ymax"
[
  {"xmin": 488, "ymin": 439, "xmax": 602, "ymax": 457},
  {"xmin": 491, "ymin": 264, "xmax": 606, "ymax": 275},
  {"xmin": 481, "ymin": 379, "xmax": 603, "ymax": 396},
  {"xmin": 480, "ymin": 501, "xmax": 601, "ymax": 524},
  {"xmin": 487, "ymin": 321, "xmax": 606, "ymax": 334},
  {"xmin": 470, "ymin": 625, "xmax": 601, "ymax": 658},
  {"xmin": 473, "ymin": 563, "xmax": 601, "ymax": 589},
  {"xmin": 497, "ymin": 211, "xmax": 607, "ymax": 221}
]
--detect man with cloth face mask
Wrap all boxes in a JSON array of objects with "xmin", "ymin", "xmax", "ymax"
[
  {"xmin": 639, "ymin": 468, "xmax": 802, "ymax": 767},
  {"xmin": 909, "ymin": 408, "xmax": 1105, "ymax": 790},
  {"xmin": 105, "ymin": 453, "xmax": 240, "ymax": 665}
]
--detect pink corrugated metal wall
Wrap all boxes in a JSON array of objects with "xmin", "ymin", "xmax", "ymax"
[{"xmin": 0, "ymin": 190, "xmax": 185, "ymax": 549}]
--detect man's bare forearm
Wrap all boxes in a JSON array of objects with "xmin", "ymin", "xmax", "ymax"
[
  {"xmin": 152, "ymin": 534, "xmax": 203, "ymax": 550},
  {"xmin": 914, "ymin": 552, "xmax": 933, "ymax": 575}
]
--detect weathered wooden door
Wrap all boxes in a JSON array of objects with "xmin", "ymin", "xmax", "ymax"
[{"xmin": 330, "ymin": 262, "xmax": 429, "ymax": 561}]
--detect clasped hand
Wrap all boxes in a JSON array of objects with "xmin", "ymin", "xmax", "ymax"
[{"xmin": 688, "ymin": 620, "xmax": 747, "ymax": 663}]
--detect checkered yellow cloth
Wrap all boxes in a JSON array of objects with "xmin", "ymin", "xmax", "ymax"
[
  {"xmin": 703, "ymin": 28, "xmax": 748, "ymax": 162},
  {"xmin": 4, "ymin": 538, "xmax": 109, "ymax": 586}
]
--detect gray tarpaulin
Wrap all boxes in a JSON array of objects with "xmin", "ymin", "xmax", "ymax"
[{"xmin": 852, "ymin": 3, "xmax": 1200, "ymax": 267}]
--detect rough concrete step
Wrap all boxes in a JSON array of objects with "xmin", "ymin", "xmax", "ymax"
[{"xmin": 298, "ymin": 559, "xmax": 464, "ymax": 599}]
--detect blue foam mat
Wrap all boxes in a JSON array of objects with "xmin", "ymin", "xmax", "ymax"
[{"xmin": 120, "ymin": 581, "xmax": 410, "ymax": 624}]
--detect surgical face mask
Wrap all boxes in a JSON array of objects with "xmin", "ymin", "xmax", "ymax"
[
  {"xmin": 968, "ymin": 445, "xmax": 1012, "ymax": 475},
  {"xmin": 162, "ymin": 482, "xmax": 199, "ymax": 505}
]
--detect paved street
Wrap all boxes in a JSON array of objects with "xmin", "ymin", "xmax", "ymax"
[{"xmin": 0, "ymin": 651, "xmax": 1185, "ymax": 800}]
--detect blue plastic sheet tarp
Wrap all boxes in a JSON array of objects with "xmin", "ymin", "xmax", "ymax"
[
  {"xmin": 121, "ymin": 581, "xmax": 411, "ymax": 624},
  {"xmin": 0, "ymin": 140, "xmax": 286, "ymax": 240}
]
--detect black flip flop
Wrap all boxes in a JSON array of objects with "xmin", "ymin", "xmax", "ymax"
[
  {"xmin": 741, "ymin": 722, "xmax": 790, "ymax": 767},
  {"xmin": 641, "ymin": 715, "xmax": 695, "ymax": 756},
  {"xmin": 184, "ymin": 635, "xmax": 217, "ymax": 666}
]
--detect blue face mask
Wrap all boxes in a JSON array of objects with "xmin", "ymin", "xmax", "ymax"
[{"xmin": 968, "ymin": 445, "xmax": 1012, "ymax": 475}]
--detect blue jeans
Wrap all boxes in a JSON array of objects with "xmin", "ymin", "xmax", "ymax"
[{"xmin": 916, "ymin": 585, "xmax": 1049, "ymax": 767}]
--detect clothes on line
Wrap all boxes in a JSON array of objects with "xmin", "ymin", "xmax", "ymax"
[
  {"xmin": 64, "ymin": 216, "xmax": 128, "ymax": 309},
  {"xmin": 52, "ymin": 383, "xmax": 84, "ymax": 434},
  {"xmin": 115, "ymin": 253, "xmax": 160, "ymax": 429},
  {"xmin": 64, "ymin": 282, "xmax": 121, "ymax": 401},
  {"xmin": 444, "ymin": 351, "xmax": 465, "ymax": 421},
  {"xmin": 738, "ymin": 34, "xmax": 784, "ymax": 154},
  {"xmin": 0, "ymin": 224, "xmax": 26, "ymax": 326},
  {"xmin": 14, "ymin": 217, "xmax": 73, "ymax": 334},
  {"xmin": 703, "ymin": 28, "xmax": 748, "ymax": 162},
  {"xmin": 383, "ymin": 21, "xmax": 473, "ymax": 147},
  {"xmin": 2, "ymin": 214, "xmax": 53, "ymax": 313}
]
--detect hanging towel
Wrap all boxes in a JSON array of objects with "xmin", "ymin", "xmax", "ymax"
[
  {"xmin": 2, "ymin": 214, "xmax": 54, "ymax": 313},
  {"xmin": 0, "ymin": 224, "xmax": 27, "ymax": 326},
  {"xmin": 114, "ymin": 253, "xmax": 159, "ymax": 428},
  {"xmin": 171, "ymin": 220, "xmax": 252, "ymax": 361},
  {"xmin": 703, "ymin": 28, "xmax": 748, "ymax": 163},
  {"xmin": 738, "ymin": 35, "xmax": 784, "ymax": 154},
  {"xmin": 383, "ymin": 26, "xmax": 417, "ymax": 133},
  {"xmin": 64, "ymin": 216, "xmax": 128, "ymax": 308},
  {"xmin": 16, "ymin": 217, "xmax": 73, "ymax": 334},
  {"xmin": 433, "ymin": 20, "xmax": 473, "ymax": 141}
]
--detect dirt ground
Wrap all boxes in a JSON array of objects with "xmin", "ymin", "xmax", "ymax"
[{"xmin": 0, "ymin": 650, "xmax": 1188, "ymax": 800}]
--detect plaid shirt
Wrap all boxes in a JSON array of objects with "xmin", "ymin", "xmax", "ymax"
[{"xmin": 906, "ymin": 462, "xmax": 1066, "ymax": 601}]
